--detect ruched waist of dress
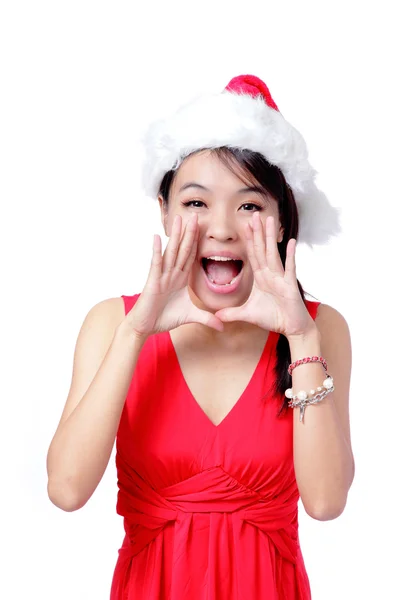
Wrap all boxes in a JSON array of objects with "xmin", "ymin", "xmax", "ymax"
[{"xmin": 116, "ymin": 464, "xmax": 300, "ymax": 564}]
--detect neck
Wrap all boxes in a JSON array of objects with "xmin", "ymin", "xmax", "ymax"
[{"xmin": 187, "ymin": 288, "xmax": 268, "ymax": 349}]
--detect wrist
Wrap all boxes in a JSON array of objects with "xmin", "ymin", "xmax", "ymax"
[
  {"xmin": 286, "ymin": 324, "xmax": 320, "ymax": 345},
  {"xmin": 115, "ymin": 320, "xmax": 149, "ymax": 347}
]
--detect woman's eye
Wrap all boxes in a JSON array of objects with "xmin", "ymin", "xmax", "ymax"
[
  {"xmin": 240, "ymin": 203, "xmax": 262, "ymax": 211},
  {"xmin": 183, "ymin": 200, "xmax": 205, "ymax": 208}
]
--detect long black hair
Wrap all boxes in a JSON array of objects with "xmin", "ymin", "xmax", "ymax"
[{"xmin": 158, "ymin": 147, "xmax": 315, "ymax": 415}]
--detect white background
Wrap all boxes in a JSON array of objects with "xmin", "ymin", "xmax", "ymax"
[{"xmin": 1, "ymin": 1, "xmax": 399, "ymax": 598}]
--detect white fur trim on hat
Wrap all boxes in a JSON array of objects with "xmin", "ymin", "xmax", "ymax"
[{"xmin": 141, "ymin": 89, "xmax": 341, "ymax": 247}]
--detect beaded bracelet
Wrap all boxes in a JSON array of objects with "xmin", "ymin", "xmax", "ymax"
[
  {"xmin": 288, "ymin": 355, "xmax": 327, "ymax": 376},
  {"xmin": 285, "ymin": 376, "xmax": 335, "ymax": 422}
]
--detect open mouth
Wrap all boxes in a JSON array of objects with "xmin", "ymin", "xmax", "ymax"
[{"xmin": 201, "ymin": 257, "xmax": 244, "ymax": 287}]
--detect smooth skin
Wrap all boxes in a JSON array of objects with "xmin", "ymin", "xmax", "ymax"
[
  {"xmin": 128, "ymin": 213, "xmax": 224, "ymax": 336},
  {"xmin": 47, "ymin": 150, "xmax": 354, "ymax": 518}
]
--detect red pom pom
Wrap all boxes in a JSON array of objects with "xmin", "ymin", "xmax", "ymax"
[{"xmin": 225, "ymin": 74, "xmax": 279, "ymax": 112}]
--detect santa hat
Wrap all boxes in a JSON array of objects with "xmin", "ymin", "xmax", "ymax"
[{"xmin": 142, "ymin": 74, "xmax": 341, "ymax": 247}]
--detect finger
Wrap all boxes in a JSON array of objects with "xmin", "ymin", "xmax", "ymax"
[
  {"xmin": 214, "ymin": 307, "xmax": 243, "ymax": 323},
  {"xmin": 245, "ymin": 222, "xmax": 261, "ymax": 273},
  {"xmin": 187, "ymin": 309, "xmax": 225, "ymax": 332},
  {"xmin": 182, "ymin": 226, "xmax": 199, "ymax": 274},
  {"xmin": 162, "ymin": 215, "xmax": 182, "ymax": 272},
  {"xmin": 266, "ymin": 216, "xmax": 284, "ymax": 274},
  {"xmin": 204, "ymin": 314, "xmax": 225, "ymax": 332},
  {"xmin": 284, "ymin": 238, "xmax": 297, "ymax": 284},
  {"xmin": 146, "ymin": 234, "xmax": 163, "ymax": 283},
  {"xmin": 175, "ymin": 215, "xmax": 198, "ymax": 271},
  {"xmin": 252, "ymin": 212, "xmax": 268, "ymax": 268}
]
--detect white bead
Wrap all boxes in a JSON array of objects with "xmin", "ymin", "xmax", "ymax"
[
  {"xmin": 317, "ymin": 387, "xmax": 323, "ymax": 392},
  {"xmin": 285, "ymin": 388, "xmax": 293, "ymax": 399},
  {"xmin": 297, "ymin": 390, "xmax": 307, "ymax": 401},
  {"xmin": 323, "ymin": 377, "xmax": 334, "ymax": 389},
  {"xmin": 309, "ymin": 389, "xmax": 315, "ymax": 396}
]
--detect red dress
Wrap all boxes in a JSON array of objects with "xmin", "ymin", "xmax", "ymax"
[{"xmin": 110, "ymin": 294, "xmax": 319, "ymax": 599}]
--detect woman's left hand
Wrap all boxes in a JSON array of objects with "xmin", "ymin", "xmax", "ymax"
[{"xmin": 214, "ymin": 213, "xmax": 317, "ymax": 338}]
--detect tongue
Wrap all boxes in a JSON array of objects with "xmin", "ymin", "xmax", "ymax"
[{"xmin": 205, "ymin": 259, "xmax": 240, "ymax": 285}]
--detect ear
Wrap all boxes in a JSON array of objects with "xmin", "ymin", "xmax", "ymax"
[
  {"xmin": 278, "ymin": 224, "xmax": 284, "ymax": 244},
  {"xmin": 158, "ymin": 195, "xmax": 169, "ymax": 236}
]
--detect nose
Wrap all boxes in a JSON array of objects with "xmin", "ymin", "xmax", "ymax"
[{"xmin": 203, "ymin": 208, "xmax": 238, "ymax": 243}]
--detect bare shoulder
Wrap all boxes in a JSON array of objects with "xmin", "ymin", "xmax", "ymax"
[
  {"xmin": 315, "ymin": 304, "xmax": 351, "ymax": 352},
  {"xmin": 85, "ymin": 296, "xmax": 127, "ymax": 331},
  {"xmin": 314, "ymin": 302, "xmax": 352, "ymax": 366},
  {"xmin": 314, "ymin": 302, "xmax": 349, "ymax": 331},
  {"xmin": 52, "ymin": 296, "xmax": 127, "ymax": 430}
]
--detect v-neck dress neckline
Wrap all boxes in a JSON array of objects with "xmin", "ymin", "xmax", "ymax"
[{"xmin": 166, "ymin": 328, "xmax": 278, "ymax": 430}]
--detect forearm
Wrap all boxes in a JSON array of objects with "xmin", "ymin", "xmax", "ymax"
[
  {"xmin": 47, "ymin": 324, "xmax": 146, "ymax": 511},
  {"xmin": 288, "ymin": 328, "xmax": 354, "ymax": 520}
]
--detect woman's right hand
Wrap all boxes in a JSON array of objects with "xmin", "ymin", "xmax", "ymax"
[{"xmin": 125, "ymin": 214, "xmax": 224, "ymax": 339}]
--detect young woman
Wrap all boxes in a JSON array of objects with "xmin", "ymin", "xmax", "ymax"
[{"xmin": 47, "ymin": 75, "xmax": 354, "ymax": 599}]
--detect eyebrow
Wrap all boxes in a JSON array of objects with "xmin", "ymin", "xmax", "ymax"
[
  {"xmin": 178, "ymin": 182, "xmax": 266, "ymax": 196},
  {"xmin": 178, "ymin": 183, "xmax": 210, "ymax": 193}
]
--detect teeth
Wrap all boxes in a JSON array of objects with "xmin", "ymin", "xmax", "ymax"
[
  {"xmin": 227, "ymin": 274, "xmax": 240, "ymax": 285},
  {"xmin": 208, "ymin": 273, "xmax": 240, "ymax": 286},
  {"xmin": 206, "ymin": 256, "xmax": 241, "ymax": 262}
]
